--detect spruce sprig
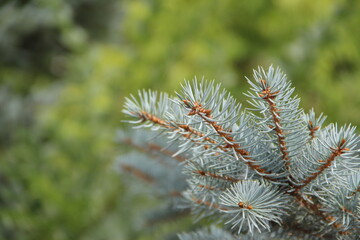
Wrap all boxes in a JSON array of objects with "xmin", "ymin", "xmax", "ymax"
[{"xmin": 120, "ymin": 66, "xmax": 360, "ymax": 239}]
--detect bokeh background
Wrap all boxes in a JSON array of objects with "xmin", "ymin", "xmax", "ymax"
[{"xmin": 1, "ymin": 0, "xmax": 359, "ymax": 239}]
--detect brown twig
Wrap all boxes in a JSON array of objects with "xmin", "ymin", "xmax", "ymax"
[
  {"xmin": 294, "ymin": 139, "xmax": 349, "ymax": 191},
  {"xmin": 133, "ymin": 110, "xmax": 254, "ymax": 183},
  {"xmin": 138, "ymin": 111, "xmax": 172, "ymax": 128},
  {"xmin": 135, "ymin": 110, "xmax": 220, "ymax": 152},
  {"xmin": 258, "ymin": 79, "xmax": 290, "ymax": 170}
]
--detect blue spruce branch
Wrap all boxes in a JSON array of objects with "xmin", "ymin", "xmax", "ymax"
[{"xmin": 120, "ymin": 66, "xmax": 360, "ymax": 239}]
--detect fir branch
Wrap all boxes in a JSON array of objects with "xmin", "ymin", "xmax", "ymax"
[
  {"xmin": 257, "ymin": 78, "xmax": 290, "ymax": 168},
  {"xmin": 127, "ymin": 109, "xmax": 215, "ymax": 153},
  {"xmin": 295, "ymin": 138, "xmax": 350, "ymax": 191},
  {"xmin": 124, "ymin": 90, "xmax": 225, "ymax": 154},
  {"xmin": 122, "ymin": 66, "xmax": 360, "ymax": 239},
  {"xmin": 314, "ymin": 172, "xmax": 360, "ymax": 234},
  {"xmin": 179, "ymin": 85, "xmax": 277, "ymax": 181},
  {"xmin": 182, "ymin": 99, "xmax": 250, "ymax": 157},
  {"xmin": 181, "ymin": 111, "xmax": 276, "ymax": 180},
  {"xmin": 245, "ymin": 66, "xmax": 308, "ymax": 176}
]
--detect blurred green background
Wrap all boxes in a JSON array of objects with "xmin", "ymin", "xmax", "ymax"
[{"xmin": 0, "ymin": 0, "xmax": 359, "ymax": 239}]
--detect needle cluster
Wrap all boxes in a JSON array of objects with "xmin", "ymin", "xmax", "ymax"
[{"xmin": 120, "ymin": 66, "xmax": 360, "ymax": 240}]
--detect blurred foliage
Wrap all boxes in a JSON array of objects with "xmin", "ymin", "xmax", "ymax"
[
  {"xmin": 0, "ymin": 0, "xmax": 359, "ymax": 239},
  {"xmin": 0, "ymin": 0, "xmax": 118, "ymax": 93}
]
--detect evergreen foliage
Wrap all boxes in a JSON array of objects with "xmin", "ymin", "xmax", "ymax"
[
  {"xmin": 2, "ymin": 1, "xmax": 360, "ymax": 239},
  {"xmin": 122, "ymin": 66, "xmax": 360, "ymax": 239}
]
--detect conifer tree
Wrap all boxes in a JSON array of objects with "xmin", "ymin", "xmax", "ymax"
[{"xmin": 120, "ymin": 66, "xmax": 360, "ymax": 239}]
